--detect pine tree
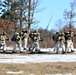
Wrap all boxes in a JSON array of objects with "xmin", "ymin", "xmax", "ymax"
[{"xmin": 0, "ymin": 0, "xmax": 39, "ymax": 32}]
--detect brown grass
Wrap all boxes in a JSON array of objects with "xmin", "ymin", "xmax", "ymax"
[{"xmin": 0, "ymin": 62, "xmax": 76, "ymax": 75}]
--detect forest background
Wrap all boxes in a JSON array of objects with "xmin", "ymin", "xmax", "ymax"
[{"xmin": 0, "ymin": 0, "xmax": 76, "ymax": 48}]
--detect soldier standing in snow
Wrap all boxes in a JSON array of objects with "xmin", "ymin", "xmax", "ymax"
[
  {"xmin": 52, "ymin": 32, "xmax": 65, "ymax": 54},
  {"xmin": 29, "ymin": 30, "xmax": 42, "ymax": 53},
  {"xmin": 12, "ymin": 32, "xmax": 23, "ymax": 53},
  {"xmin": 56, "ymin": 32, "xmax": 65, "ymax": 54},
  {"xmin": 65, "ymin": 35, "xmax": 74, "ymax": 53},
  {"xmin": 22, "ymin": 30, "xmax": 29, "ymax": 50},
  {"xmin": 0, "ymin": 32, "xmax": 9, "ymax": 52},
  {"xmin": 65, "ymin": 29, "xmax": 75, "ymax": 53}
]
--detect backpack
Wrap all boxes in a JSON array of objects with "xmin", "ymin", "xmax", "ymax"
[
  {"xmin": 52, "ymin": 34, "xmax": 58, "ymax": 42},
  {"xmin": 11, "ymin": 34, "xmax": 16, "ymax": 41}
]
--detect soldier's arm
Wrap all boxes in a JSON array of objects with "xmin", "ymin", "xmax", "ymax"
[
  {"xmin": 16, "ymin": 36, "xmax": 20, "ymax": 41},
  {"xmin": 38, "ymin": 34, "xmax": 43, "ymax": 41},
  {"xmin": 22, "ymin": 36, "xmax": 25, "ymax": 40},
  {"xmin": 5, "ymin": 35, "xmax": 9, "ymax": 41},
  {"xmin": 22, "ymin": 33, "xmax": 27, "ymax": 40}
]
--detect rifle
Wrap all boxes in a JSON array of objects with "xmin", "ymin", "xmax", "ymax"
[
  {"xmin": 46, "ymin": 15, "xmax": 53, "ymax": 31},
  {"xmin": 41, "ymin": 15, "xmax": 53, "ymax": 39}
]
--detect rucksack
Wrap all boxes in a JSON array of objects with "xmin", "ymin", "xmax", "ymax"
[{"xmin": 11, "ymin": 34, "xmax": 16, "ymax": 41}]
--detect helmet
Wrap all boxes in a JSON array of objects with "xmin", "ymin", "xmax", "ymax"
[
  {"xmin": 34, "ymin": 30, "xmax": 39, "ymax": 33},
  {"xmin": 56, "ymin": 32, "xmax": 59, "ymax": 34}
]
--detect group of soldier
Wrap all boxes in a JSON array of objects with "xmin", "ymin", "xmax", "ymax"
[
  {"xmin": 52, "ymin": 29, "xmax": 75, "ymax": 54},
  {"xmin": 0, "ymin": 30, "xmax": 42, "ymax": 53},
  {"xmin": 0, "ymin": 29, "xmax": 75, "ymax": 54}
]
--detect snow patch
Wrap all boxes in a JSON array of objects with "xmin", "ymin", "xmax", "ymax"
[
  {"xmin": 5, "ymin": 47, "xmax": 76, "ymax": 53},
  {"xmin": 6, "ymin": 71, "xmax": 23, "ymax": 74},
  {"xmin": 1, "ymin": 47, "xmax": 76, "ymax": 53},
  {"xmin": 45, "ymin": 73, "xmax": 72, "ymax": 75},
  {"xmin": 0, "ymin": 47, "xmax": 76, "ymax": 63},
  {"xmin": 0, "ymin": 54, "xmax": 76, "ymax": 63}
]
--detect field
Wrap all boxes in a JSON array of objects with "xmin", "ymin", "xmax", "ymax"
[
  {"xmin": 0, "ymin": 48, "xmax": 76, "ymax": 75},
  {"xmin": 0, "ymin": 62, "xmax": 76, "ymax": 75}
]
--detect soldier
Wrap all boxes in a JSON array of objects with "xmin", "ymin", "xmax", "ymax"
[
  {"xmin": 52, "ymin": 32, "xmax": 59, "ymax": 43},
  {"xmin": 53, "ymin": 32, "xmax": 65, "ymax": 54},
  {"xmin": 52, "ymin": 32, "xmax": 59, "ymax": 52},
  {"xmin": 29, "ymin": 30, "xmax": 42, "ymax": 53},
  {"xmin": 55, "ymin": 32, "xmax": 65, "ymax": 54},
  {"xmin": 65, "ymin": 35, "xmax": 74, "ymax": 53},
  {"xmin": 0, "ymin": 32, "xmax": 9, "ymax": 52},
  {"xmin": 12, "ymin": 32, "xmax": 23, "ymax": 53},
  {"xmin": 64, "ymin": 32, "xmax": 70, "ymax": 53},
  {"xmin": 65, "ymin": 29, "xmax": 75, "ymax": 53},
  {"xmin": 22, "ymin": 30, "xmax": 29, "ymax": 50}
]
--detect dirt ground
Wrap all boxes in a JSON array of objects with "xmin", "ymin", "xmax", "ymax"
[{"xmin": 0, "ymin": 62, "xmax": 76, "ymax": 75}]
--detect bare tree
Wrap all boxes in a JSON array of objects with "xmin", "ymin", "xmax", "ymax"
[
  {"xmin": 63, "ymin": 0, "xmax": 76, "ymax": 30},
  {"xmin": 55, "ymin": 19, "xmax": 63, "ymax": 32}
]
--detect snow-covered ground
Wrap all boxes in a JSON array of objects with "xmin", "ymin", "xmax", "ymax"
[
  {"xmin": 0, "ymin": 47, "xmax": 75, "ymax": 75},
  {"xmin": 1, "ymin": 46, "xmax": 76, "ymax": 53},
  {"xmin": 6, "ymin": 71, "xmax": 72, "ymax": 75},
  {"xmin": 0, "ymin": 54, "xmax": 76, "ymax": 63},
  {"xmin": 0, "ymin": 47, "xmax": 76, "ymax": 64}
]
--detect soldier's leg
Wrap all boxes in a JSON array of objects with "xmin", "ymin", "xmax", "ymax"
[
  {"xmin": 3, "ymin": 44, "xmax": 6, "ymax": 52},
  {"xmin": 29, "ymin": 43, "xmax": 35, "ymax": 52},
  {"xmin": 54, "ymin": 43, "xmax": 57, "ymax": 51},
  {"xmin": 2, "ymin": 42, "xmax": 6, "ymax": 52},
  {"xmin": 18, "ymin": 43, "xmax": 23, "ymax": 53},
  {"xmin": 71, "ymin": 41, "xmax": 74, "ymax": 52},
  {"xmin": 62, "ymin": 44, "xmax": 65, "ymax": 54},
  {"xmin": 35, "ymin": 42, "xmax": 40, "ymax": 53},
  {"xmin": 65, "ymin": 42, "xmax": 67, "ymax": 53},
  {"xmin": 3, "ymin": 45, "xmax": 5, "ymax": 52},
  {"xmin": 56, "ymin": 42, "xmax": 59, "ymax": 54},
  {"xmin": 66, "ymin": 41, "xmax": 70, "ymax": 53},
  {"xmin": 12, "ymin": 42, "xmax": 17, "ymax": 53},
  {"xmin": 67, "ymin": 41, "xmax": 71, "ymax": 52},
  {"xmin": 23, "ymin": 39, "xmax": 28, "ymax": 50},
  {"xmin": 0, "ymin": 41, "xmax": 2, "ymax": 47}
]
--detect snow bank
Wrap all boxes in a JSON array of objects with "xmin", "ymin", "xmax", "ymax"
[
  {"xmin": 4, "ymin": 47, "xmax": 76, "ymax": 53},
  {"xmin": 6, "ymin": 71, "xmax": 23, "ymax": 74},
  {"xmin": 45, "ymin": 73, "xmax": 72, "ymax": 75},
  {"xmin": 0, "ymin": 54, "xmax": 76, "ymax": 63},
  {"xmin": 0, "ymin": 47, "xmax": 76, "ymax": 64}
]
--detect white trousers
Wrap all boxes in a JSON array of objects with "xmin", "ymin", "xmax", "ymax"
[
  {"xmin": 23, "ymin": 39, "xmax": 28, "ymax": 49},
  {"xmin": 66, "ymin": 40, "xmax": 74, "ymax": 52}
]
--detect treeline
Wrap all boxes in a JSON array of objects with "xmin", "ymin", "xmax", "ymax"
[{"xmin": 0, "ymin": 18, "xmax": 76, "ymax": 48}]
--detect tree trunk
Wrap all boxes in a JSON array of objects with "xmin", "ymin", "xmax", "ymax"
[{"xmin": 28, "ymin": 0, "xmax": 31, "ymax": 33}]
